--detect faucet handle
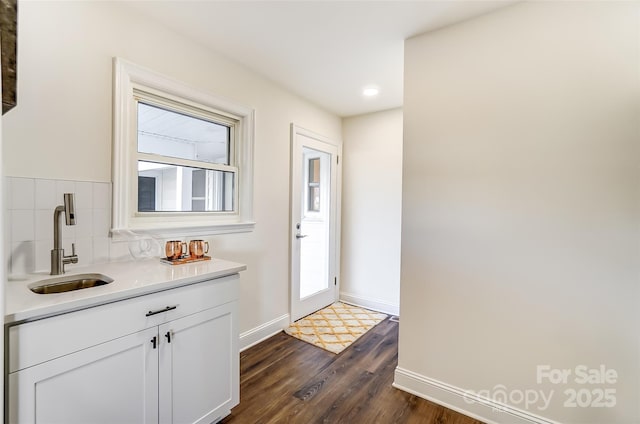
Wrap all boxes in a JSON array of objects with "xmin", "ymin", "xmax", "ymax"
[{"xmin": 69, "ymin": 243, "xmax": 79, "ymax": 265}]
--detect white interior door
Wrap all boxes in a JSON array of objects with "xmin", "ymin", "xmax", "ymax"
[{"xmin": 290, "ymin": 125, "xmax": 340, "ymax": 322}]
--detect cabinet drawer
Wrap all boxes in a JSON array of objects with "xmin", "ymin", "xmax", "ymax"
[{"xmin": 8, "ymin": 273, "xmax": 239, "ymax": 373}]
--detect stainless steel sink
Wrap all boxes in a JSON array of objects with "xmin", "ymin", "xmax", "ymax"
[{"xmin": 29, "ymin": 273, "xmax": 114, "ymax": 294}]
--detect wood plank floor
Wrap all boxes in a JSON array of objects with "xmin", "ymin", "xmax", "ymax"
[{"xmin": 221, "ymin": 318, "xmax": 485, "ymax": 424}]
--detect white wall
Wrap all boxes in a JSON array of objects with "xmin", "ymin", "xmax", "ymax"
[
  {"xmin": 341, "ymin": 108, "xmax": 402, "ymax": 315},
  {"xmin": 398, "ymin": 2, "xmax": 640, "ymax": 424},
  {"xmin": 2, "ymin": 1, "xmax": 342, "ymax": 344}
]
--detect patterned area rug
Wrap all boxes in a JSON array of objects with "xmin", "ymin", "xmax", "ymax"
[{"xmin": 285, "ymin": 302, "xmax": 388, "ymax": 354}]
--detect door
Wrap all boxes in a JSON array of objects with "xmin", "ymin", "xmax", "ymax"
[
  {"xmin": 159, "ymin": 302, "xmax": 239, "ymax": 424},
  {"xmin": 8, "ymin": 327, "xmax": 159, "ymax": 424},
  {"xmin": 290, "ymin": 125, "xmax": 341, "ymax": 322}
]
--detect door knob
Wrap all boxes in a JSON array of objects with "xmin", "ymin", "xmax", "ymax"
[{"xmin": 295, "ymin": 223, "xmax": 307, "ymax": 239}]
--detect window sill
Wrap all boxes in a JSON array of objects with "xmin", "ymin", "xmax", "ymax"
[{"xmin": 111, "ymin": 221, "xmax": 256, "ymax": 240}]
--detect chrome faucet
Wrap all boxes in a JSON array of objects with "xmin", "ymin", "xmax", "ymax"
[{"xmin": 51, "ymin": 193, "xmax": 79, "ymax": 275}]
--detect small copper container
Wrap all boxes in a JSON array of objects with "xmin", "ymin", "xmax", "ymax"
[
  {"xmin": 165, "ymin": 240, "xmax": 186, "ymax": 260},
  {"xmin": 189, "ymin": 240, "xmax": 209, "ymax": 258}
]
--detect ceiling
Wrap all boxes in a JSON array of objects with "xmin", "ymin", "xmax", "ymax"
[{"xmin": 127, "ymin": 1, "xmax": 513, "ymax": 117}]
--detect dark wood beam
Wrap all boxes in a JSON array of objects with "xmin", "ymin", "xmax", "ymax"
[{"xmin": 1, "ymin": 0, "xmax": 17, "ymax": 115}]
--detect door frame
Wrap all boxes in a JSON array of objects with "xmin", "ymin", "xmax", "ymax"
[{"xmin": 289, "ymin": 124, "xmax": 342, "ymax": 322}]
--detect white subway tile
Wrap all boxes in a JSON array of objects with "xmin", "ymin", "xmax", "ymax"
[
  {"xmin": 11, "ymin": 210, "xmax": 34, "ymax": 242},
  {"xmin": 93, "ymin": 209, "xmax": 110, "ymax": 237},
  {"xmin": 93, "ymin": 183, "xmax": 111, "ymax": 209},
  {"xmin": 34, "ymin": 240, "xmax": 52, "ymax": 273},
  {"xmin": 75, "ymin": 208, "xmax": 93, "ymax": 238},
  {"xmin": 64, "ymin": 222, "xmax": 79, "ymax": 240},
  {"xmin": 35, "ymin": 179, "xmax": 57, "ymax": 210},
  {"xmin": 11, "ymin": 178, "xmax": 34, "ymax": 210},
  {"xmin": 75, "ymin": 181, "xmax": 93, "ymax": 210},
  {"xmin": 64, "ymin": 261, "xmax": 81, "ymax": 274},
  {"xmin": 55, "ymin": 180, "xmax": 76, "ymax": 205},
  {"xmin": 4, "ymin": 205, "xmax": 11, "ymax": 268},
  {"xmin": 74, "ymin": 237, "xmax": 93, "ymax": 266},
  {"xmin": 61, "ymin": 234, "xmax": 76, "ymax": 252},
  {"xmin": 10, "ymin": 241, "xmax": 35, "ymax": 276},
  {"xmin": 35, "ymin": 209, "xmax": 52, "ymax": 241},
  {"xmin": 93, "ymin": 237, "xmax": 110, "ymax": 264},
  {"xmin": 4, "ymin": 176, "xmax": 12, "ymax": 210},
  {"xmin": 5, "ymin": 179, "xmax": 117, "ymax": 276}
]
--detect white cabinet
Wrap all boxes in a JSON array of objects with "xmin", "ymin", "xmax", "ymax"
[
  {"xmin": 159, "ymin": 303, "xmax": 237, "ymax": 424},
  {"xmin": 7, "ymin": 274, "xmax": 239, "ymax": 424},
  {"xmin": 9, "ymin": 327, "xmax": 159, "ymax": 424}
]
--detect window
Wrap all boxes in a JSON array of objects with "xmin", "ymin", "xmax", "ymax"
[
  {"xmin": 135, "ymin": 99, "xmax": 235, "ymax": 213},
  {"xmin": 302, "ymin": 148, "xmax": 330, "ymax": 220},
  {"xmin": 112, "ymin": 58, "xmax": 254, "ymax": 237},
  {"xmin": 307, "ymin": 158, "xmax": 321, "ymax": 212}
]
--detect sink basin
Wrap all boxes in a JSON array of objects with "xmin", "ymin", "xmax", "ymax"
[{"xmin": 29, "ymin": 273, "xmax": 114, "ymax": 294}]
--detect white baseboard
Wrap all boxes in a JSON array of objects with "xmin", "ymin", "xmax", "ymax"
[
  {"xmin": 339, "ymin": 292, "xmax": 399, "ymax": 316},
  {"xmin": 239, "ymin": 313, "xmax": 289, "ymax": 352},
  {"xmin": 393, "ymin": 367, "xmax": 560, "ymax": 424}
]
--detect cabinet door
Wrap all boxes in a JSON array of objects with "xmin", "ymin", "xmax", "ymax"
[
  {"xmin": 8, "ymin": 327, "xmax": 159, "ymax": 424},
  {"xmin": 159, "ymin": 302, "xmax": 238, "ymax": 424}
]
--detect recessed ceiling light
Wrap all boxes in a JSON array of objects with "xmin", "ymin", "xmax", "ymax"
[{"xmin": 362, "ymin": 86, "xmax": 379, "ymax": 97}]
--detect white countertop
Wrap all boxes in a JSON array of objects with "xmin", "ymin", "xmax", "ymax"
[{"xmin": 5, "ymin": 258, "xmax": 246, "ymax": 324}]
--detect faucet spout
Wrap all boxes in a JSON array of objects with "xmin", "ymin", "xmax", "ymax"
[
  {"xmin": 53, "ymin": 205, "xmax": 65, "ymax": 251},
  {"xmin": 51, "ymin": 193, "xmax": 79, "ymax": 275}
]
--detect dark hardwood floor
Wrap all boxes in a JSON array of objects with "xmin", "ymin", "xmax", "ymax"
[{"xmin": 221, "ymin": 318, "xmax": 485, "ymax": 424}]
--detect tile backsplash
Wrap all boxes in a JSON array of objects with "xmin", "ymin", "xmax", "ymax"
[{"xmin": 5, "ymin": 177, "xmax": 131, "ymax": 276}]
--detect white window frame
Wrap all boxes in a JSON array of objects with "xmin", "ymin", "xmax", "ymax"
[
  {"xmin": 112, "ymin": 58, "xmax": 255, "ymax": 238},
  {"xmin": 134, "ymin": 93, "xmax": 238, "ymax": 213}
]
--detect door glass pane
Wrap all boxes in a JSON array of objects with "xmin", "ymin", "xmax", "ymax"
[
  {"xmin": 137, "ymin": 102, "xmax": 230, "ymax": 165},
  {"xmin": 138, "ymin": 161, "xmax": 234, "ymax": 212},
  {"xmin": 308, "ymin": 186, "xmax": 320, "ymax": 212},
  {"xmin": 307, "ymin": 158, "xmax": 320, "ymax": 212},
  {"xmin": 299, "ymin": 148, "xmax": 331, "ymax": 299}
]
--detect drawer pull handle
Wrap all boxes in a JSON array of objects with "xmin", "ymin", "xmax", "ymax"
[{"xmin": 146, "ymin": 305, "xmax": 178, "ymax": 317}]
